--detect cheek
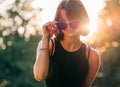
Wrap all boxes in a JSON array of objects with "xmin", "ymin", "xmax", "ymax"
[{"xmin": 75, "ymin": 28, "xmax": 81, "ymax": 35}]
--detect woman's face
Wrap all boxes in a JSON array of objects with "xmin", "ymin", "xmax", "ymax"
[{"xmin": 59, "ymin": 9, "xmax": 82, "ymax": 38}]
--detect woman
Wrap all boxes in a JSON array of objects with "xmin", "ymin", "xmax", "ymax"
[{"xmin": 33, "ymin": 0, "xmax": 101, "ymax": 87}]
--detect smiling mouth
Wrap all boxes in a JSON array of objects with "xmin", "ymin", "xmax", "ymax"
[{"xmin": 64, "ymin": 28, "xmax": 75, "ymax": 32}]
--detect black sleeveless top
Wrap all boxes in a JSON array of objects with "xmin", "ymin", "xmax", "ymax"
[{"xmin": 45, "ymin": 39, "xmax": 89, "ymax": 87}]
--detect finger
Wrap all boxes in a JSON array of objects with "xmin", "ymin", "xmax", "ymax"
[{"xmin": 48, "ymin": 23, "xmax": 57, "ymax": 31}]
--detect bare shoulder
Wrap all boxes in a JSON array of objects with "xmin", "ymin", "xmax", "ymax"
[
  {"xmin": 84, "ymin": 45, "xmax": 101, "ymax": 86},
  {"xmin": 90, "ymin": 47, "xmax": 100, "ymax": 63},
  {"xmin": 88, "ymin": 46, "xmax": 101, "ymax": 68},
  {"xmin": 85, "ymin": 45, "xmax": 101, "ymax": 66}
]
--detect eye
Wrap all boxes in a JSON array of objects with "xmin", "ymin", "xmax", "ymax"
[{"xmin": 69, "ymin": 21, "xmax": 79, "ymax": 29}]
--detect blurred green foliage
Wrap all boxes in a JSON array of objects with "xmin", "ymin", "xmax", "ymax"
[
  {"xmin": 93, "ymin": 46, "xmax": 120, "ymax": 87},
  {"xmin": 0, "ymin": 0, "xmax": 45, "ymax": 87},
  {"xmin": 0, "ymin": 31, "xmax": 45, "ymax": 87}
]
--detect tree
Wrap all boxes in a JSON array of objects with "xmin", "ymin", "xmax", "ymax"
[{"xmin": 0, "ymin": 0, "xmax": 44, "ymax": 87}]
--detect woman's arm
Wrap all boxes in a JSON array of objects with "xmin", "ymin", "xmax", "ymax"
[
  {"xmin": 33, "ymin": 36, "xmax": 50, "ymax": 81},
  {"xmin": 33, "ymin": 22, "xmax": 56, "ymax": 81},
  {"xmin": 83, "ymin": 48, "xmax": 101, "ymax": 87}
]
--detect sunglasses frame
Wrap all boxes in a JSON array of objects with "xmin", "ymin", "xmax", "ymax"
[{"xmin": 54, "ymin": 20, "xmax": 79, "ymax": 30}]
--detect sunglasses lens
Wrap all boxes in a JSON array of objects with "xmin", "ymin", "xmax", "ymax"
[
  {"xmin": 56, "ymin": 22, "xmax": 68, "ymax": 30},
  {"xmin": 70, "ymin": 22, "xmax": 79, "ymax": 29},
  {"xmin": 56, "ymin": 21, "xmax": 79, "ymax": 30},
  {"xmin": 70, "ymin": 22, "xmax": 78, "ymax": 29}
]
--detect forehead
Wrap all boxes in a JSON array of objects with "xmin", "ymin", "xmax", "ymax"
[{"xmin": 60, "ymin": 9, "xmax": 78, "ymax": 21}]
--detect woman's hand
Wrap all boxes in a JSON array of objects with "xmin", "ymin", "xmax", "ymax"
[{"xmin": 42, "ymin": 21, "xmax": 57, "ymax": 39}]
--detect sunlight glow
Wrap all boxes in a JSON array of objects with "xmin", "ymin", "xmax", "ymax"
[
  {"xmin": 81, "ymin": 0, "xmax": 105, "ymax": 41},
  {"xmin": 30, "ymin": 0, "xmax": 60, "ymax": 25}
]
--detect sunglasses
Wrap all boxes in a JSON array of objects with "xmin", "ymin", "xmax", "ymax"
[{"xmin": 55, "ymin": 21, "xmax": 79, "ymax": 30}]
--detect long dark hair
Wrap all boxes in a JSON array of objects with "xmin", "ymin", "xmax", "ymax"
[{"xmin": 54, "ymin": 0, "xmax": 89, "ymax": 40}]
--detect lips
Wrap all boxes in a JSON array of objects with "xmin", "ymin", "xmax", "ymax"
[{"xmin": 64, "ymin": 28, "xmax": 75, "ymax": 32}]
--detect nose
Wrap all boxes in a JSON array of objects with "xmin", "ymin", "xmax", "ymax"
[{"xmin": 67, "ymin": 24, "xmax": 71, "ymax": 28}]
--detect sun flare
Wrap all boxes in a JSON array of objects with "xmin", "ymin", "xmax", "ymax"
[
  {"xmin": 81, "ymin": 0, "xmax": 105, "ymax": 40},
  {"xmin": 31, "ymin": 0, "xmax": 105, "ymax": 40}
]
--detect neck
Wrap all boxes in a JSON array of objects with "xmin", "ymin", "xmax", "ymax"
[{"xmin": 60, "ymin": 36, "xmax": 82, "ymax": 52}]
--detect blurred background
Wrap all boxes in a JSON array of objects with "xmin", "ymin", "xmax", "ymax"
[{"xmin": 0, "ymin": 0, "xmax": 120, "ymax": 87}]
